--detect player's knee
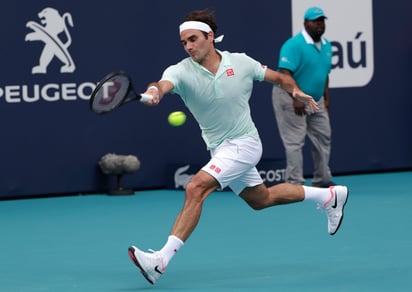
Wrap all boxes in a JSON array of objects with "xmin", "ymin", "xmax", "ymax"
[
  {"xmin": 185, "ymin": 180, "xmax": 208, "ymax": 202},
  {"xmin": 240, "ymin": 185, "xmax": 269, "ymax": 210},
  {"xmin": 185, "ymin": 180, "xmax": 202, "ymax": 200},
  {"xmin": 185, "ymin": 176, "xmax": 216, "ymax": 203}
]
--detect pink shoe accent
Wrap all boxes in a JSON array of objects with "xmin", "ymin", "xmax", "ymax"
[{"xmin": 323, "ymin": 186, "xmax": 335, "ymax": 207}]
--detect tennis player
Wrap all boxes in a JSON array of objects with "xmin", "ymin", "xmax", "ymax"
[{"xmin": 128, "ymin": 9, "xmax": 348, "ymax": 285}]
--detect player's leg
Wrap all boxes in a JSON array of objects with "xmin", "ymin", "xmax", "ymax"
[
  {"xmin": 238, "ymin": 182, "xmax": 303, "ymax": 210},
  {"xmin": 128, "ymin": 137, "xmax": 248, "ymax": 285},
  {"xmin": 240, "ymin": 181, "xmax": 336, "ymax": 208},
  {"xmin": 239, "ymin": 181, "xmax": 348, "ymax": 235},
  {"xmin": 170, "ymin": 170, "xmax": 219, "ymax": 241},
  {"xmin": 128, "ymin": 170, "xmax": 218, "ymax": 285}
]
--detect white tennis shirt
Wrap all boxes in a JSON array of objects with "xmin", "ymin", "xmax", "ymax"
[{"xmin": 161, "ymin": 50, "xmax": 266, "ymax": 149}]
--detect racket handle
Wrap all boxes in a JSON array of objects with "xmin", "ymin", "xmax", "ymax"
[{"xmin": 139, "ymin": 93, "xmax": 153, "ymax": 103}]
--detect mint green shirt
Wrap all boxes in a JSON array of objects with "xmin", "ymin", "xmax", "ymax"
[{"xmin": 161, "ymin": 50, "xmax": 266, "ymax": 149}]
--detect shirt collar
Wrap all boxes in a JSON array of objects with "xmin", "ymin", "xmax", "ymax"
[
  {"xmin": 188, "ymin": 49, "xmax": 231, "ymax": 77},
  {"xmin": 301, "ymin": 29, "xmax": 326, "ymax": 45}
]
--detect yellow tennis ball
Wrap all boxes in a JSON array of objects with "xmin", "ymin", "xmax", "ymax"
[{"xmin": 168, "ymin": 111, "xmax": 186, "ymax": 126}]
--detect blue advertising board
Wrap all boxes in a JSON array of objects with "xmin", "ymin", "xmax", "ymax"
[{"xmin": 0, "ymin": 1, "xmax": 411, "ymax": 198}]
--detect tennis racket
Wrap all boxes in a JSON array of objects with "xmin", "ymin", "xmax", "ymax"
[{"xmin": 89, "ymin": 71, "xmax": 153, "ymax": 114}]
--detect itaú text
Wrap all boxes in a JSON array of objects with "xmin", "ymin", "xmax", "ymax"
[{"xmin": 0, "ymin": 82, "xmax": 96, "ymax": 103}]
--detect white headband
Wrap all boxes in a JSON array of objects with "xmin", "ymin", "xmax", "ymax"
[
  {"xmin": 179, "ymin": 21, "xmax": 211, "ymax": 34},
  {"xmin": 179, "ymin": 21, "xmax": 224, "ymax": 43}
]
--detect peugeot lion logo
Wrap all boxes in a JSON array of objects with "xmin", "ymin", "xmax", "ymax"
[{"xmin": 25, "ymin": 7, "xmax": 76, "ymax": 74}]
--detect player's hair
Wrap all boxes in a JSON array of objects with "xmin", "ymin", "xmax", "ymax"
[{"xmin": 184, "ymin": 8, "xmax": 218, "ymax": 39}]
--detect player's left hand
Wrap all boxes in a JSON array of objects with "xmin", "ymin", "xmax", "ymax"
[{"xmin": 292, "ymin": 88, "xmax": 319, "ymax": 113}]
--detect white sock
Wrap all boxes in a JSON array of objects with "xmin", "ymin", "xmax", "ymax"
[
  {"xmin": 159, "ymin": 235, "xmax": 184, "ymax": 267},
  {"xmin": 303, "ymin": 186, "xmax": 334, "ymax": 206}
]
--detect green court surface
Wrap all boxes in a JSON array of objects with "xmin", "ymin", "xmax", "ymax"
[{"xmin": 1, "ymin": 171, "xmax": 411, "ymax": 291}]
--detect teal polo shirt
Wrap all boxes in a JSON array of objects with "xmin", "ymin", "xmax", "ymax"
[
  {"xmin": 161, "ymin": 50, "xmax": 266, "ymax": 149},
  {"xmin": 278, "ymin": 29, "xmax": 332, "ymax": 101}
]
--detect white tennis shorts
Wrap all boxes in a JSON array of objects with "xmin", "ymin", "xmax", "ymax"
[{"xmin": 201, "ymin": 136, "xmax": 263, "ymax": 195}]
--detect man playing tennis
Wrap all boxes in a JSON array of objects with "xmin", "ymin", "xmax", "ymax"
[{"xmin": 128, "ymin": 9, "xmax": 348, "ymax": 285}]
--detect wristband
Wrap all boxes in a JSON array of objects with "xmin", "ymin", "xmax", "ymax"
[{"xmin": 148, "ymin": 85, "xmax": 158, "ymax": 92}]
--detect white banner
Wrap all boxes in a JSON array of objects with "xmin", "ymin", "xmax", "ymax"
[{"xmin": 291, "ymin": 0, "xmax": 374, "ymax": 88}]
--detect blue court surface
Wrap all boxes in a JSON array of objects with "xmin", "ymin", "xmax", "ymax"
[{"xmin": 1, "ymin": 171, "xmax": 411, "ymax": 291}]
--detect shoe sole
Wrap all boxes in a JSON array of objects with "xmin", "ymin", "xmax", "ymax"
[
  {"xmin": 128, "ymin": 246, "xmax": 155, "ymax": 285},
  {"xmin": 330, "ymin": 187, "xmax": 349, "ymax": 235}
]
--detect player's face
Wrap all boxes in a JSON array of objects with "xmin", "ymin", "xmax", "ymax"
[{"xmin": 180, "ymin": 29, "xmax": 214, "ymax": 64}]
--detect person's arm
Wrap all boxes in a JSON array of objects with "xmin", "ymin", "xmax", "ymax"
[
  {"xmin": 141, "ymin": 80, "xmax": 174, "ymax": 106},
  {"xmin": 323, "ymin": 76, "xmax": 330, "ymax": 114},
  {"xmin": 265, "ymin": 67, "xmax": 319, "ymax": 112},
  {"xmin": 278, "ymin": 68, "xmax": 306, "ymax": 116}
]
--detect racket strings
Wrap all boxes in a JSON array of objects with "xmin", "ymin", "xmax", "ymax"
[{"xmin": 91, "ymin": 73, "xmax": 131, "ymax": 113}]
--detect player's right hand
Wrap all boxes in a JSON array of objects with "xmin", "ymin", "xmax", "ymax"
[{"xmin": 143, "ymin": 86, "xmax": 160, "ymax": 106}]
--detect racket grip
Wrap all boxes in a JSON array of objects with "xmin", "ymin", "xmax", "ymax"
[{"xmin": 139, "ymin": 93, "xmax": 153, "ymax": 103}]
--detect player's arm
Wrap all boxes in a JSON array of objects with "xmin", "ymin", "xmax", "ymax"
[
  {"xmin": 264, "ymin": 68, "xmax": 319, "ymax": 112},
  {"xmin": 279, "ymin": 68, "xmax": 306, "ymax": 116},
  {"xmin": 142, "ymin": 80, "xmax": 174, "ymax": 106},
  {"xmin": 265, "ymin": 67, "xmax": 304, "ymax": 97}
]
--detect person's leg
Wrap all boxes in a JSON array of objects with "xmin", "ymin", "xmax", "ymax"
[
  {"xmin": 170, "ymin": 171, "xmax": 219, "ymax": 241},
  {"xmin": 272, "ymin": 86, "xmax": 306, "ymax": 185},
  {"xmin": 128, "ymin": 170, "xmax": 218, "ymax": 285},
  {"xmin": 306, "ymin": 98, "xmax": 333, "ymax": 186},
  {"xmin": 239, "ymin": 182, "xmax": 348, "ymax": 235},
  {"xmin": 239, "ymin": 183, "xmax": 302, "ymax": 209},
  {"xmin": 128, "ymin": 137, "xmax": 258, "ymax": 285}
]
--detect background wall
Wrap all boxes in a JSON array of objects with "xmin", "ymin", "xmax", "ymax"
[{"xmin": 0, "ymin": 0, "xmax": 411, "ymax": 199}]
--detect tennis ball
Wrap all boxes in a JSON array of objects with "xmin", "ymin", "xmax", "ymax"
[{"xmin": 168, "ymin": 111, "xmax": 186, "ymax": 127}]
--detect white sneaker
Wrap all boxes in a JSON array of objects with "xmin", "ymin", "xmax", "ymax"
[
  {"xmin": 128, "ymin": 245, "xmax": 164, "ymax": 285},
  {"xmin": 321, "ymin": 186, "xmax": 349, "ymax": 235}
]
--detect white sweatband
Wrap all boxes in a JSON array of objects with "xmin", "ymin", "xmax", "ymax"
[
  {"xmin": 148, "ymin": 85, "xmax": 158, "ymax": 92},
  {"xmin": 179, "ymin": 21, "xmax": 212, "ymax": 34}
]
